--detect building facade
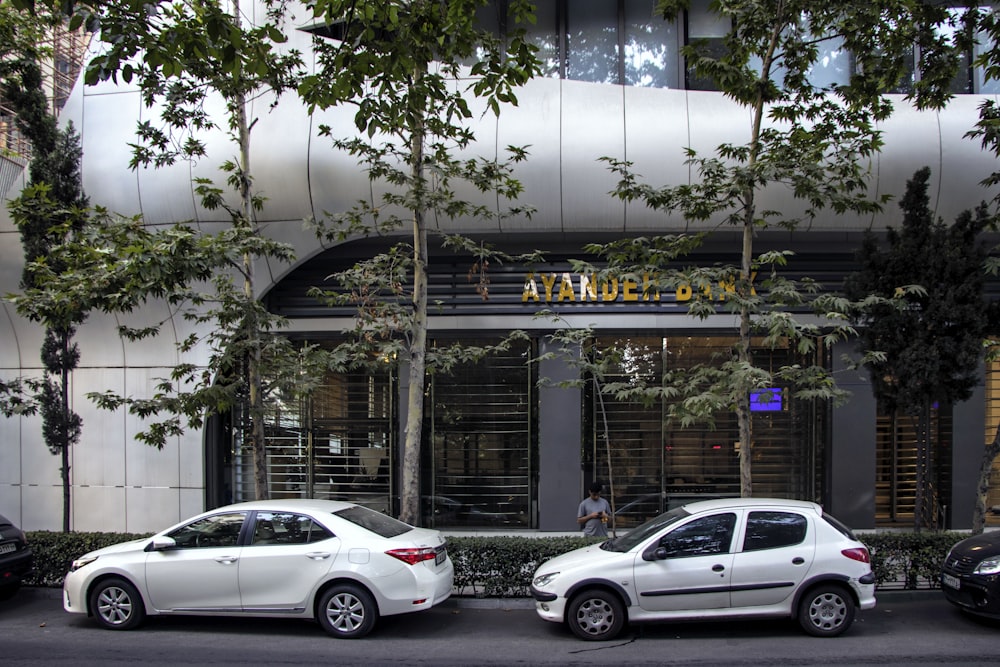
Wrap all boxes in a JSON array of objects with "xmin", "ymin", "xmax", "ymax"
[{"xmin": 1, "ymin": 0, "xmax": 999, "ymax": 533}]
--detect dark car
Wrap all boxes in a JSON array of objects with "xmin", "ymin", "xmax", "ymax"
[
  {"xmin": 0, "ymin": 513, "xmax": 33, "ymax": 600},
  {"xmin": 941, "ymin": 532, "xmax": 1000, "ymax": 617}
]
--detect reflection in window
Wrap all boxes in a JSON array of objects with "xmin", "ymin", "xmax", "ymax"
[
  {"xmin": 528, "ymin": 0, "xmax": 561, "ymax": 79},
  {"xmin": 658, "ymin": 512, "xmax": 736, "ymax": 557},
  {"xmin": 251, "ymin": 512, "xmax": 333, "ymax": 546},
  {"xmin": 742, "ymin": 511, "xmax": 807, "ymax": 551},
  {"xmin": 169, "ymin": 512, "xmax": 247, "ymax": 549},
  {"xmin": 685, "ymin": 0, "xmax": 731, "ymax": 91},
  {"xmin": 749, "ymin": 29, "xmax": 853, "ymax": 91},
  {"xmin": 567, "ymin": 0, "xmax": 619, "ymax": 83},
  {"xmin": 624, "ymin": 0, "xmax": 679, "ymax": 88}
]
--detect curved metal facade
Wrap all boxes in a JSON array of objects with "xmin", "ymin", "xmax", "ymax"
[{"xmin": 1, "ymin": 12, "xmax": 998, "ymax": 532}]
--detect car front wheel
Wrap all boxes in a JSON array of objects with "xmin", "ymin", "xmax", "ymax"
[
  {"xmin": 89, "ymin": 578, "xmax": 146, "ymax": 630},
  {"xmin": 566, "ymin": 589, "xmax": 625, "ymax": 641},
  {"xmin": 798, "ymin": 584, "xmax": 856, "ymax": 637},
  {"xmin": 317, "ymin": 584, "xmax": 378, "ymax": 638}
]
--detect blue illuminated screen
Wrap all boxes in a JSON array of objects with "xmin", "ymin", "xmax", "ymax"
[{"xmin": 750, "ymin": 388, "xmax": 783, "ymax": 412}]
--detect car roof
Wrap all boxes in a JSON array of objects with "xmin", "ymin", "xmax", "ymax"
[
  {"xmin": 678, "ymin": 497, "xmax": 823, "ymax": 515},
  {"xmin": 212, "ymin": 498, "xmax": 360, "ymax": 514}
]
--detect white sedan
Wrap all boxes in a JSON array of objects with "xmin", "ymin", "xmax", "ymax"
[
  {"xmin": 531, "ymin": 497, "xmax": 876, "ymax": 640},
  {"xmin": 63, "ymin": 499, "xmax": 453, "ymax": 638}
]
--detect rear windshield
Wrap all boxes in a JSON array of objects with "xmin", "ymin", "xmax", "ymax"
[
  {"xmin": 821, "ymin": 512, "xmax": 857, "ymax": 540},
  {"xmin": 334, "ymin": 506, "xmax": 413, "ymax": 538}
]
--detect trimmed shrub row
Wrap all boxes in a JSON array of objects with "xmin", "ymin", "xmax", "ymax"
[{"xmin": 23, "ymin": 530, "xmax": 963, "ymax": 596}]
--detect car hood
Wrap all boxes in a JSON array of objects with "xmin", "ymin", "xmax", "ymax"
[
  {"xmin": 81, "ymin": 537, "xmax": 152, "ymax": 559},
  {"xmin": 951, "ymin": 532, "xmax": 1000, "ymax": 558},
  {"xmin": 534, "ymin": 542, "xmax": 623, "ymax": 576}
]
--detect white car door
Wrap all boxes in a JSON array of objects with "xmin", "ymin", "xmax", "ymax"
[
  {"xmin": 144, "ymin": 511, "xmax": 247, "ymax": 612},
  {"xmin": 633, "ymin": 511, "xmax": 738, "ymax": 612},
  {"xmin": 729, "ymin": 510, "xmax": 815, "ymax": 609},
  {"xmin": 238, "ymin": 511, "xmax": 341, "ymax": 612}
]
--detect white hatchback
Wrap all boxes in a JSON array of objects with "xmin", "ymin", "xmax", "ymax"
[
  {"xmin": 531, "ymin": 498, "xmax": 875, "ymax": 640},
  {"xmin": 63, "ymin": 499, "xmax": 453, "ymax": 638}
]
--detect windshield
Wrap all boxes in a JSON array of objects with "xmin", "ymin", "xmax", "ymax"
[{"xmin": 602, "ymin": 507, "xmax": 689, "ymax": 552}]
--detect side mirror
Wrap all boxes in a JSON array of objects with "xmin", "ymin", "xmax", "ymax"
[
  {"xmin": 148, "ymin": 535, "xmax": 178, "ymax": 551},
  {"xmin": 642, "ymin": 546, "xmax": 669, "ymax": 561}
]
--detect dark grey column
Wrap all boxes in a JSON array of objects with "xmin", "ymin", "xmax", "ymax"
[
  {"xmin": 950, "ymin": 367, "xmax": 986, "ymax": 530},
  {"xmin": 829, "ymin": 341, "xmax": 877, "ymax": 528},
  {"xmin": 537, "ymin": 338, "xmax": 583, "ymax": 531}
]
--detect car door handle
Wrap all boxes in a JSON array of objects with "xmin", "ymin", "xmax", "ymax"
[
  {"xmin": 792, "ymin": 557, "xmax": 805, "ymax": 565},
  {"xmin": 214, "ymin": 556, "xmax": 238, "ymax": 564},
  {"xmin": 712, "ymin": 564, "xmax": 725, "ymax": 572},
  {"xmin": 306, "ymin": 552, "xmax": 332, "ymax": 561}
]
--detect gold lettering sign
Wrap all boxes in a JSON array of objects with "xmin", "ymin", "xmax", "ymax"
[{"xmin": 522, "ymin": 272, "xmax": 756, "ymax": 304}]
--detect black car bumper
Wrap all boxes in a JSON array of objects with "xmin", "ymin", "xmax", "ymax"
[
  {"xmin": 941, "ymin": 574, "xmax": 1000, "ymax": 617},
  {"xmin": 530, "ymin": 586, "xmax": 557, "ymax": 602},
  {"xmin": 0, "ymin": 547, "xmax": 34, "ymax": 588}
]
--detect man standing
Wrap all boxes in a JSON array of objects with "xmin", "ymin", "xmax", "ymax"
[{"xmin": 577, "ymin": 482, "xmax": 611, "ymax": 536}]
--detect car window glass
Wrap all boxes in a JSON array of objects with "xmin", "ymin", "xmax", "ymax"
[
  {"xmin": 251, "ymin": 512, "xmax": 333, "ymax": 545},
  {"xmin": 169, "ymin": 512, "xmax": 247, "ymax": 548},
  {"xmin": 608, "ymin": 507, "xmax": 689, "ymax": 552},
  {"xmin": 657, "ymin": 512, "xmax": 736, "ymax": 557},
  {"xmin": 742, "ymin": 511, "xmax": 807, "ymax": 551},
  {"xmin": 334, "ymin": 505, "xmax": 411, "ymax": 538}
]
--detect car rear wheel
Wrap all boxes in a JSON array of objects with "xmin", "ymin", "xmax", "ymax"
[
  {"xmin": 317, "ymin": 584, "xmax": 378, "ymax": 638},
  {"xmin": 90, "ymin": 578, "xmax": 145, "ymax": 630},
  {"xmin": 566, "ymin": 589, "xmax": 625, "ymax": 641},
  {"xmin": 798, "ymin": 584, "xmax": 855, "ymax": 637}
]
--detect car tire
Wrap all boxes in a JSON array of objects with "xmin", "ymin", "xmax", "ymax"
[
  {"xmin": 0, "ymin": 583, "xmax": 20, "ymax": 601},
  {"xmin": 89, "ymin": 577, "xmax": 146, "ymax": 631},
  {"xmin": 798, "ymin": 584, "xmax": 856, "ymax": 637},
  {"xmin": 566, "ymin": 589, "xmax": 626, "ymax": 641},
  {"xmin": 317, "ymin": 584, "xmax": 378, "ymax": 639}
]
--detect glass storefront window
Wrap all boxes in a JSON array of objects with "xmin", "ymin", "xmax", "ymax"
[
  {"xmin": 425, "ymin": 337, "xmax": 536, "ymax": 528},
  {"xmin": 589, "ymin": 335, "xmax": 822, "ymax": 528}
]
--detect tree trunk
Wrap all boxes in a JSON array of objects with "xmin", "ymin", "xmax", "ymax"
[
  {"xmin": 399, "ymin": 88, "xmax": 428, "ymax": 525},
  {"xmin": 973, "ymin": 424, "xmax": 1000, "ymax": 534},
  {"xmin": 913, "ymin": 401, "xmax": 931, "ymax": 532},
  {"xmin": 61, "ymin": 334, "xmax": 70, "ymax": 532},
  {"xmin": 594, "ymin": 381, "xmax": 616, "ymax": 535},
  {"xmin": 231, "ymin": 50, "xmax": 268, "ymax": 500}
]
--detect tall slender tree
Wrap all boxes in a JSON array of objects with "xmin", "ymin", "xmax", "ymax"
[
  {"xmin": 4, "ymin": 53, "xmax": 88, "ymax": 531},
  {"xmin": 846, "ymin": 167, "xmax": 994, "ymax": 530},
  {"xmin": 299, "ymin": 0, "xmax": 539, "ymax": 523},
  {"xmin": 597, "ymin": 0, "xmax": 974, "ymax": 497}
]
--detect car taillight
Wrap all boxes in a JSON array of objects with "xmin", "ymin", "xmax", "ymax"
[
  {"xmin": 842, "ymin": 547, "xmax": 870, "ymax": 564},
  {"xmin": 386, "ymin": 547, "xmax": 438, "ymax": 565}
]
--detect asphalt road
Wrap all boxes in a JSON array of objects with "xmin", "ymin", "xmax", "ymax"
[{"xmin": 2, "ymin": 588, "xmax": 999, "ymax": 666}]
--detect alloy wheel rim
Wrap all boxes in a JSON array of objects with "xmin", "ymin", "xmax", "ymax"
[
  {"xmin": 97, "ymin": 587, "xmax": 133, "ymax": 625},
  {"xmin": 327, "ymin": 592, "xmax": 364, "ymax": 632}
]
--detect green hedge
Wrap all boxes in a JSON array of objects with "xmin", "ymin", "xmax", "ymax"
[
  {"xmin": 24, "ymin": 529, "xmax": 965, "ymax": 595},
  {"xmin": 861, "ymin": 531, "xmax": 965, "ymax": 590},
  {"xmin": 24, "ymin": 531, "xmax": 151, "ymax": 587}
]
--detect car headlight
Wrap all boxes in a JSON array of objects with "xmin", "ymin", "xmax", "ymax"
[
  {"xmin": 533, "ymin": 572, "xmax": 559, "ymax": 588},
  {"xmin": 70, "ymin": 555, "xmax": 99, "ymax": 572},
  {"xmin": 974, "ymin": 557, "xmax": 1000, "ymax": 576}
]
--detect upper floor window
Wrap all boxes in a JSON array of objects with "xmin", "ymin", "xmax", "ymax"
[{"xmin": 306, "ymin": 1, "xmax": 993, "ymax": 95}]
